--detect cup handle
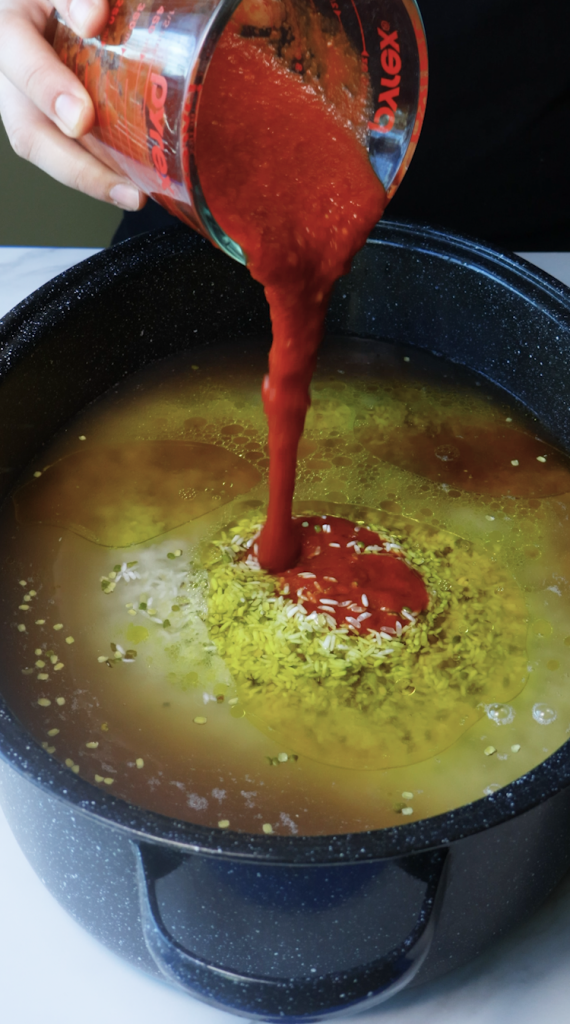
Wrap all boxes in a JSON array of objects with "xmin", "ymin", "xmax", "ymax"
[{"xmin": 133, "ymin": 840, "xmax": 449, "ymax": 1019}]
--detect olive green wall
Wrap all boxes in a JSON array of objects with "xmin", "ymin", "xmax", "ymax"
[{"xmin": 0, "ymin": 120, "xmax": 122, "ymax": 247}]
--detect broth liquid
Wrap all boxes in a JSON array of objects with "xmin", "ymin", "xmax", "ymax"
[{"xmin": 3, "ymin": 339, "xmax": 570, "ymax": 835}]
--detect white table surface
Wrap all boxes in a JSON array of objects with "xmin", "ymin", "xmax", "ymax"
[{"xmin": 1, "ymin": 246, "xmax": 570, "ymax": 1024}]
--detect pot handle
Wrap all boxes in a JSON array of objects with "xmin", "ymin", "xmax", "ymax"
[{"xmin": 133, "ymin": 840, "xmax": 449, "ymax": 1020}]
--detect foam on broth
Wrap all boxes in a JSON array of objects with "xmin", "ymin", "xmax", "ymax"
[{"xmin": 2, "ymin": 337, "xmax": 570, "ymax": 835}]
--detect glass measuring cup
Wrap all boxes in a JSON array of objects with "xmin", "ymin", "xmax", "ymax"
[{"xmin": 49, "ymin": 0, "xmax": 428, "ymax": 263}]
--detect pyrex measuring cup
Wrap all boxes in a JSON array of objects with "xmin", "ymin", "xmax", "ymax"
[{"xmin": 49, "ymin": 0, "xmax": 428, "ymax": 263}]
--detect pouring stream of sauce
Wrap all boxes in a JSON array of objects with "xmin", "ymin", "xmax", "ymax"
[{"xmin": 197, "ymin": 6, "xmax": 387, "ymax": 574}]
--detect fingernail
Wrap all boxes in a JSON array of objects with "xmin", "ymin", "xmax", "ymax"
[
  {"xmin": 110, "ymin": 183, "xmax": 141, "ymax": 211},
  {"xmin": 54, "ymin": 93, "xmax": 86, "ymax": 133},
  {"xmin": 69, "ymin": 0, "xmax": 96, "ymax": 36}
]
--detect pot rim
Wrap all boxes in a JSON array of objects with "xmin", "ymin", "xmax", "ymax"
[{"xmin": 2, "ymin": 220, "xmax": 570, "ymax": 865}]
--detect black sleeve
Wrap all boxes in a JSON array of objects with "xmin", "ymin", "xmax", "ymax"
[
  {"xmin": 387, "ymin": 0, "xmax": 570, "ymax": 249},
  {"xmin": 112, "ymin": 199, "xmax": 182, "ymax": 246}
]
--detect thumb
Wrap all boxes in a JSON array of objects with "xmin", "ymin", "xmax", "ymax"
[{"xmin": 52, "ymin": 0, "xmax": 110, "ymax": 41}]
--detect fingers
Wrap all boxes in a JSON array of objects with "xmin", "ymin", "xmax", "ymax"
[
  {"xmin": 0, "ymin": 73, "xmax": 145, "ymax": 210},
  {"xmin": 0, "ymin": 8, "xmax": 94, "ymax": 138}
]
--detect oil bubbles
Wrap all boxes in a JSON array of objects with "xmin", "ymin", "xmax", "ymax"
[
  {"xmin": 532, "ymin": 703, "xmax": 557, "ymax": 725},
  {"xmin": 483, "ymin": 703, "xmax": 515, "ymax": 725}
]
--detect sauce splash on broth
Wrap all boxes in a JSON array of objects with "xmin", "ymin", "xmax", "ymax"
[{"xmin": 274, "ymin": 514, "xmax": 429, "ymax": 634}]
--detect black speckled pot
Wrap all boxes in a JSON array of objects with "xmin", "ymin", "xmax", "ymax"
[{"xmin": 1, "ymin": 222, "xmax": 570, "ymax": 1021}]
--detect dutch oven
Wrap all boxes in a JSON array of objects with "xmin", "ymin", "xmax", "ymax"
[{"xmin": 1, "ymin": 220, "xmax": 570, "ymax": 1021}]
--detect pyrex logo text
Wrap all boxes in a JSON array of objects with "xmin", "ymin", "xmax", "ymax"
[
  {"xmin": 147, "ymin": 72, "xmax": 173, "ymax": 192},
  {"xmin": 368, "ymin": 27, "xmax": 401, "ymax": 134}
]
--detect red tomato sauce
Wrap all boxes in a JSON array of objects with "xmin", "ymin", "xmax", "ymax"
[
  {"xmin": 196, "ymin": 11, "xmax": 387, "ymax": 573},
  {"xmin": 274, "ymin": 515, "xmax": 429, "ymax": 633}
]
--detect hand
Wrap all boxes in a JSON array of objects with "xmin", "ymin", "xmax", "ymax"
[{"xmin": 0, "ymin": 0, "xmax": 146, "ymax": 210}]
